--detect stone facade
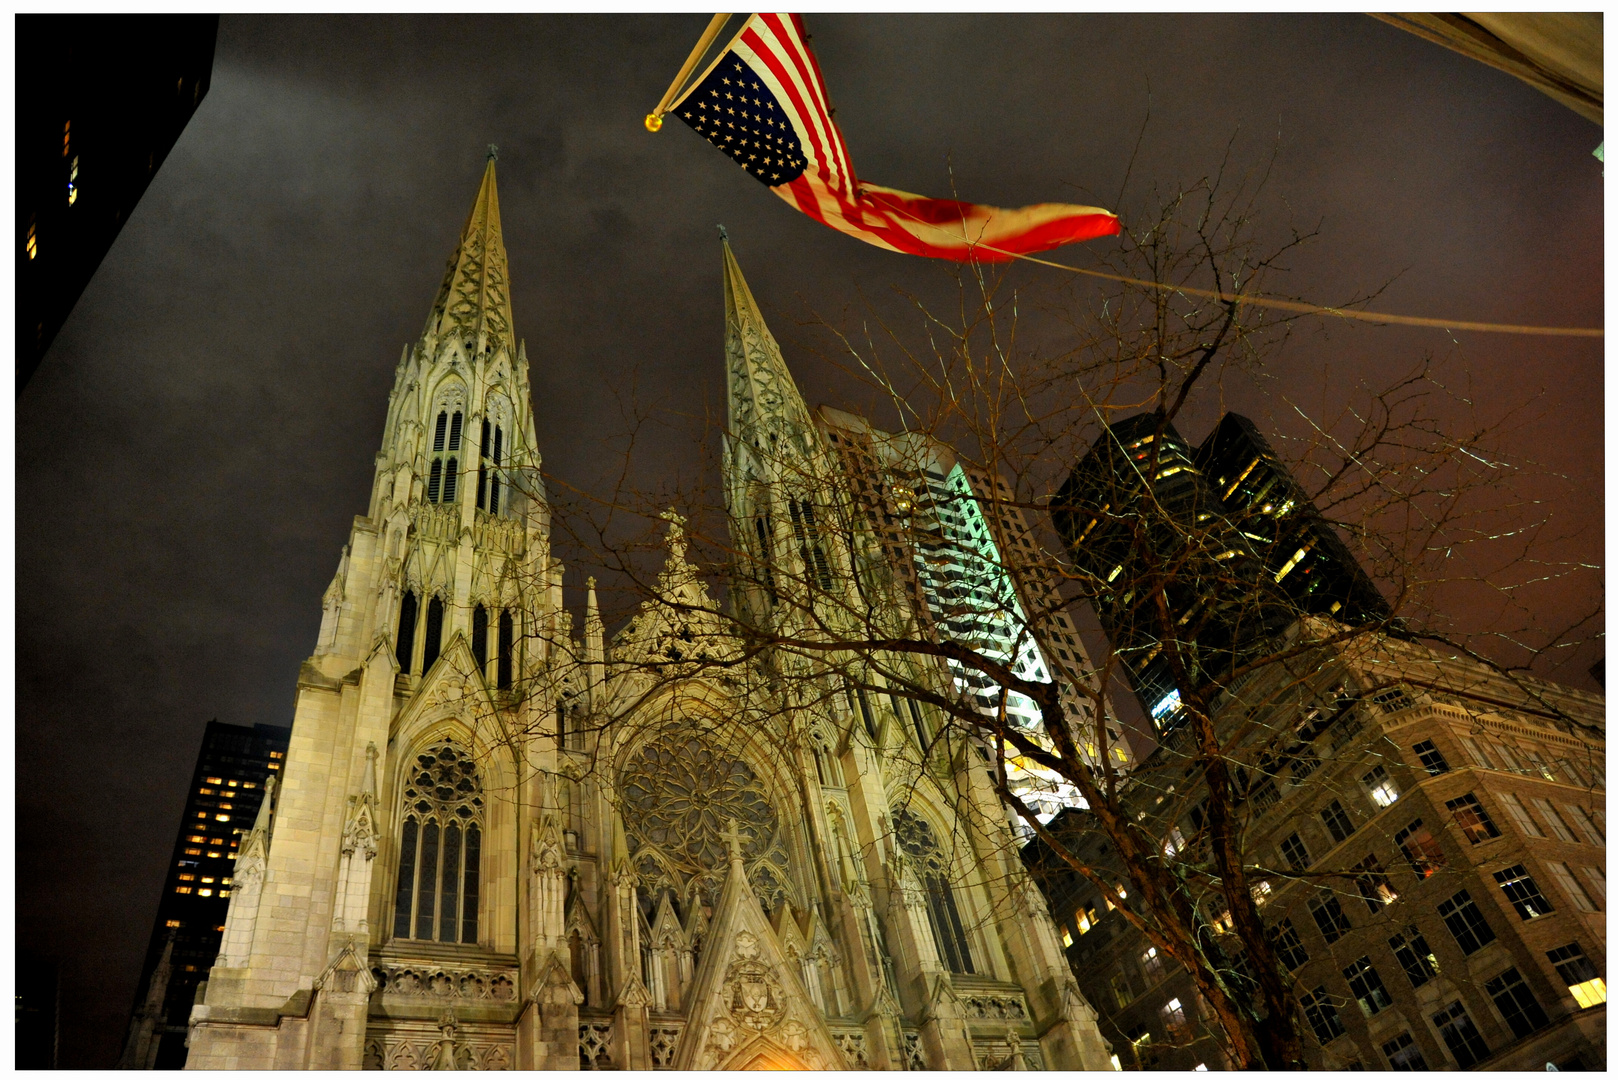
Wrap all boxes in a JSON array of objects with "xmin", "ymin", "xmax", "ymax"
[{"xmin": 184, "ymin": 161, "xmax": 1113, "ymax": 1070}]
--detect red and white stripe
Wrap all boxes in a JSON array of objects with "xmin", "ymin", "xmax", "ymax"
[{"xmin": 724, "ymin": 13, "xmax": 1120, "ymax": 262}]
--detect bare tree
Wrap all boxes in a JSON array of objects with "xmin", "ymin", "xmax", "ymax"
[{"xmin": 502, "ymin": 163, "xmax": 1600, "ymax": 1070}]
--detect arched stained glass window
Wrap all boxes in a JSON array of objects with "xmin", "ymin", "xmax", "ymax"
[
  {"xmin": 893, "ymin": 806, "xmax": 974, "ymax": 974},
  {"xmin": 393, "ymin": 741, "xmax": 484, "ymax": 944}
]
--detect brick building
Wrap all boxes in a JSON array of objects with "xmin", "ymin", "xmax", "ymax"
[{"xmin": 1025, "ymin": 624, "xmax": 1605, "ymax": 1070}]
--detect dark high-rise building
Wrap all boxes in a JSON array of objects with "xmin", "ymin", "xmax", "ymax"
[
  {"xmin": 1194, "ymin": 413, "xmax": 1390, "ymax": 626},
  {"xmin": 16, "ymin": 15, "xmax": 219, "ymax": 391},
  {"xmin": 16, "ymin": 953, "xmax": 61, "ymax": 1069},
  {"xmin": 1052, "ymin": 412, "xmax": 1385, "ymax": 728},
  {"xmin": 119, "ymin": 721, "xmax": 288, "ymax": 1069}
]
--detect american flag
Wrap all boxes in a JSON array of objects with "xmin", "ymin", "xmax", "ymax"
[{"xmin": 671, "ymin": 14, "xmax": 1120, "ymax": 262}]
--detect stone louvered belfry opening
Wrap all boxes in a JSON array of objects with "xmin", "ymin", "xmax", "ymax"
[{"xmin": 392, "ymin": 741, "xmax": 484, "ymax": 945}]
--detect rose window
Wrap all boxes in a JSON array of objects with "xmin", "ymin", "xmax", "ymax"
[{"xmin": 620, "ymin": 734, "xmax": 793, "ymax": 914}]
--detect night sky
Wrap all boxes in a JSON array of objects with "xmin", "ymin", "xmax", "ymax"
[{"xmin": 15, "ymin": 15, "xmax": 1602, "ymax": 1066}]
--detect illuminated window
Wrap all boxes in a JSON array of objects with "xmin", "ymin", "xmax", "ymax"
[
  {"xmin": 1362, "ymin": 765, "xmax": 1398, "ymax": 808},
  {"xmin": 1394, "ymin": 819, "xmax": 1444, "ymax": 877},
  {"xmin": 215, "ymin": 814, "xmax": 231, "ymax": 822},
  {"xmin": 1494, "ymin": 864, "xmax": 1554, "ymax": 919},
  {"xmin": 200, "ymin": 877, "xmax": 214, "ymax": 884},
  {"xmin": 25, "ymin": 218, "xmax": 37, "ymax": 260},
  {"xmin": 188, "ymin": 834, "xmax": 207, "ymax": 843},
  {"xmin": 164, "ymin": 919, "xmax": 181, "ymax": 928},
  {"xmin": 198, "ymin": 888, "xmax": 212, "ymax": 896},
  {"xmin": 177, "ymin": 873, "xmax": 195, "ymax": 882},
  {"xmin": 226, "ymin": 780, "xmax": 238, "ymax": 788},
  {"xmin": 184, "ymin": 847, "xmax": 202, "ymax": 856},
  {"xmin": 66, "ymin": 155, "xmax": 78, "ymax": 205},
  {"xmin": 207, "ymin": 850, "xmax": 221, "ymax": 858},
  {"xmin": 195, "ymin": 811, "xmax": 207, "ymax": 819},
  {"xmin": 1140, "ymin": 946, "xmax": 1163, "ymax": 979},
  {"xmin": 242, "ymin": 781, "xmax": 257, "ymax": 789},
  {"xmin": 219, "ymin": 803, "xmax": 232, "ymax": 810},
  {"xmin": 268, "ymin": 752, "xmax": 283, "ymax": 760},
  {"xmin": 1445, "ymin": 793, "xmax": 1500, "ymax": 844},
  {"xmin": 210, "ymin": 838, "xmax": 224, "ymax": 845},
  {"xmin": 206, "ymin": 776, "xmax": 224, "ymax": 784},
  {"xmin": 268, "ymin": 763, "xmax": 279, "ymax": 770},
  {"xmin": 1353, "ymin": 855, "xmax": 1398, "ymax": 911},
  {"xmin": 220, "ymin": 889, "xmax": 231, "ymax": 897},
  {"xmin": 198, "ymin": 787, "xmax": 215, "ymax": 795},
  {"xmin": 1547, "ymin": 942, "xmax": 1605, "ymax": 1008},
  {"xmin": 1060, "ymin": 927, "xmax": 1073, "ymax": 948},
  {"xmin": 1161, "ymin": 997, "xmax": 1190, "ymax": 1037},
  {"xmin": 1077, "ymin": 903, "xmax": 1098, "ymax": 934},
  {"xmin": 62, "ymin": 120, "xmax": 70, "ymax": 156},
  {"xmin": 175, "ymin": 886, "xmax": 193, "ymax": 894},
  {"xmin": 214, "ymin": 925, "xmax": 226, "ymax": 933}
]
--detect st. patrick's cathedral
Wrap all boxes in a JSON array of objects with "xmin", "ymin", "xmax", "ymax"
[{"xmin": 184, "ymin": 159, "xmax": 1112, "ymax": 1070}]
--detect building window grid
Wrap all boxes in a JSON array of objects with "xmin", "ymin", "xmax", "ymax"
[
  {"xmin": 1546, "ymin": 942, "xmax": 1606, "ymax": 1008},
  {"xmin": 1380, "ymin": 1031, "xmax": 1428, "ymax": 1071},
  {"xmin": 1271, "ymin": 918, "xmax": 1309, "ymax": 971},
  {"xmin": 1280, "ymin": 832, "xmax": 1311, "ymax": 871},
  {"xmin": 1484, "ymin": 967, "xmax": 1549, "ymax": 1038},
  {"xmin": 1344, "ymin": 956, "xmax": 1393, "ymax": 1016},
  {"xmin": 1301, "ymin": 986, "xmax": 1347, "ymax": 1043},
  {"xmin": 1389, "ymin": 925, "xmax": 1440, "ymax": 988},
  {"xmin": 1308, "ymin": 893, "xmax": 1353, "ymax": 944},
  {"xmin": 1431, "ymin": 1001, "xmax": 1489, "ymax": 1069},
  {"xmin": 1321, "ymin": 800, "xmax": 1356, "ymax": 844},
  {"xmin": 1530, "ymin": 797, "xmax": 1579, "ymax": 843},
  {"xmin": 1547, "ymin": 861, "xmax": 1597, "ymax": 912},
  {"xmin": 1394, "ymin": 819, "xmax": 1444, "ymax": 878},
  {"xmin": 1497, "ymin": 791, "xmax": 1544, "ymax": 837},
  {"xmin": 1493, "ymin": 864, "xmax": 1554, "ymax": 920},
  {"xmin": 1445, "ymin": 793, "xmax": 1501, "ymax": 844},
  {"xmin": 1436, "ymin": 889, "xmax": 1496, "ymax": 954},
  {"xmin": 1412, "ymin": 739, "xmax": 1449, "ymax": 775}
]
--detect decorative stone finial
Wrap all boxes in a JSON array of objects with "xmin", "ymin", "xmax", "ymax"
[
  {"xmin": 487, "ymin": 143, "xmax": 499, "ymax": 161},
  {"xmin": 717, "ymin": 224, "xmax": 729, "ymax": 241},
  {"xmin": 721, "ymin": 817, "xmax": 746, "ymax": 865}
]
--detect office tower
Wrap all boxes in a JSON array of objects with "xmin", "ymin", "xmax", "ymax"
[
  {"xmin": 1051, "ymin": 411, "xmax": 1297, "ymax": 727},
  {"xmin": 1194, "ymin": 413, "xmax": 1390, "ymax": 625},
  {"xmin": 16, "ymin": 15, "xmax": 218, "ymax": 390},
  {"xmin": 119, "ymin": 720, "xmax": 289, "ymax": 1069}
]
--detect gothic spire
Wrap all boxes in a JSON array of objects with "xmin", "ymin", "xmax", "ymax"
[
  {"xmin": 722, "ymin": 235, "xmax": 814, "ymax": 447},
  {"xmin": 425, "ymin": 155, "xmax": 515, "ymax": 356}
]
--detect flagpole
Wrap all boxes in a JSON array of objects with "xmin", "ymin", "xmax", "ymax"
[{"xmin": 646, "ymin": 13, "xmax": 732, "ymax": 132}]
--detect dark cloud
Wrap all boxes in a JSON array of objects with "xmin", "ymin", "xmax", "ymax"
[{"xmin": 17, "ymin": 15, "xmax": 1600, "ymax": 1066}]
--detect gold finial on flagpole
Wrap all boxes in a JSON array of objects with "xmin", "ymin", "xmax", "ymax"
[{"xmin": 646, "ymin": 13, "xmax": 733, "ymax": 133}]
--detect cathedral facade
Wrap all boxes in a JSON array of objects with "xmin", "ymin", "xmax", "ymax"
[{"xmin": 184, "ymin": 160, "xmax": 1112, "ymax": 1071}]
